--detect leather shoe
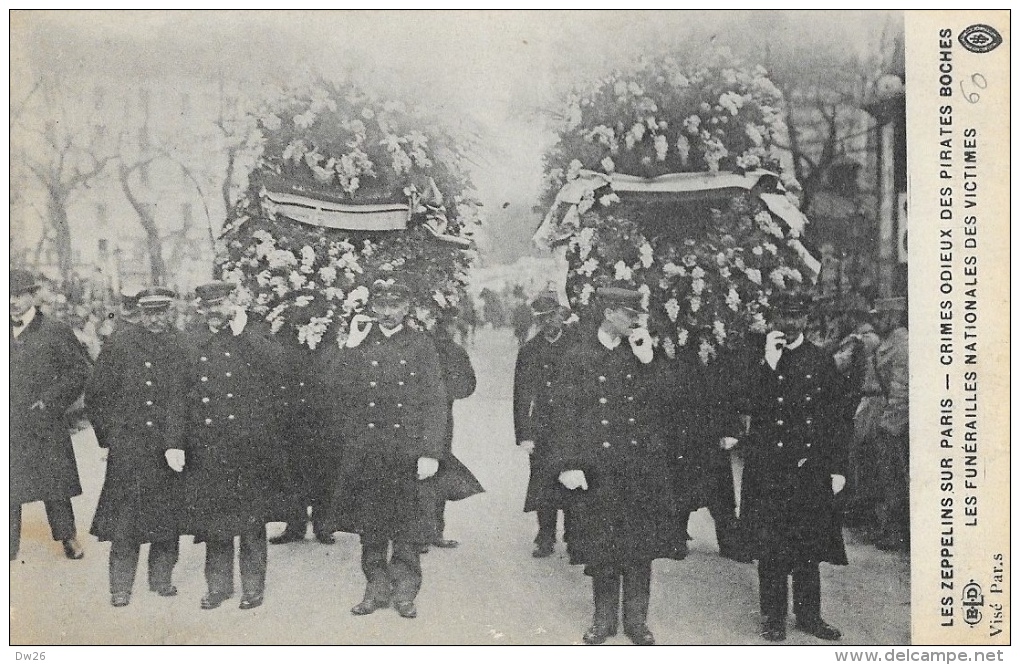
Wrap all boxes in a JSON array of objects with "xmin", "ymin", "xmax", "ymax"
[
  {"xmin": 432, "ymin": 538, "xmax": 459, "ymax": 549},
  {"xmin": 314, "ymin": 532, "xmax": 336, "ymax": 545},
  {"xmin": 394, "ymin": 600, "xmax": 417, "ymax": 619},
  {"xmin": 200, "ymin": 591, "xmax": 233, "ymax": 610},
  {"xmin": 532, "ymin": 542, "xmax": 554, "ymax": 558},
  {"xmin": 351, "ymin": 598, "xmax": 389, "ymax": 615},
  {"xmin": 624, "ymin": 626, "xmax": 655, "ymax": 645},
  {"xmin": 582, "ymin": 623, "xmax": 617, "ymax": 645},
  {"xmin": 110, "ymin": 592, "xmax": 131, "ymax": 608},
  {"xmin": 62, "ymin": 538, "xmax": 84, "ymax": 560},
  {"xmin": 149, "ymin": 584, "xmax": 178, "ymax": 597},
  {"xmin": 239, "ymin": 593, "xmax": 264, "ymax": 610},
  {"xmin": 795, "ymin": 617, "xmax": 842, "ymax": 641},
  {"xmin": 760, "ymin": 618, "xmax": 786, "ymax": 642},
  {"xmin": 269, "ymin": 529, "xmax": 305, "ymax": 545}
]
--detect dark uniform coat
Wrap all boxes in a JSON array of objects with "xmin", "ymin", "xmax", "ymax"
[
  {"xmin": 738, "ymin": 338, "xmax": 849, "ymax": 565},
  {"xmin": 184, "ymin": 323, "xmax": 292, "ymax": 540},
  {"xmin": 513, "ymin": 326, "xmax": 578, "ymax": 512},
  {"xmin": 85, "ymin": 326, "xmax": 189, "ymax": 543},
  {"xmin": 319, "ymin": 326, "xmax": 448, "ymax": 543},
  {"xmin": 430, "ymin": 334, "xmax": 484, "ymax": 502},
  {"xmin": 550, "ymin": 332, "xmax": 686, "ymax": 570},
  {"xmin": 10, "ymin": 311, "xmax": 89, "ymax": 505}
]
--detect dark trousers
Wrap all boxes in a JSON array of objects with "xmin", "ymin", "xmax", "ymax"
[
  {"xmin": 434, "ymin": 499, "xmax": 448, "ymax": 540},
  {"xmin": 536, "ymin": 508, "xmax": 558, "ymax": 545},
  {"xmin": 589, "ymin": 561, "xmax": 653, "ymax": 633},
  {"xmin": 10, "ymin": 499, "xmax": 77, "ymax": 557},
  {"xmin": 758, "ymin": 557, "xmax": 822, "ymax": 622},
  {"xmin": 360, "ymin": 538, "xmax": 423, "ymax": 604},
  {"xmin": 204, "ymin": 525, "xmax": 268, "ymax": 598},
  {"xmin": 108, "ymin": 507, "xmax": 179, "ymax": 595}
]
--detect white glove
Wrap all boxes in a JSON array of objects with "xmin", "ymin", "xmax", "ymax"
[
  {"xmin": 720, "ymin": 436, "xmax": 739, "ymax": 451},
  {"xmin": 165, "ymin": 448, "xmax": 186, "ymax": 472},
  {"xmin": 345, "ymin": 314, "xmax": 374, "ymax": 348},
  {"xmin": 831, "ymin": 474, "xmax": 846, "ymax": 494},
  {"xmin": 520, "ymin": 440, "xmax": 536, "ymax": 454},
  {"xmin": 417, "ymin": 456, "xmax": 440, "ymax": 480},
  {"xmin": 628, "ymin": 327, "xmax": 654, "ymax": 364},
  {"xmin": 558, "ymin": 469, "xmax": 588, "ymax": 491},
  {"xmin": 765, "ymin": 330, "xmax": 786, "ymax": 370}
]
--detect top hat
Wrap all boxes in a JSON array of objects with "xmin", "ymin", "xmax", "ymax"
[
  {"xmin": 195, "ymin": 281, "xmax": 237, "ymax": 304},
  {"xmin": 138, "ymin": 286, "xmax": 177, "ymax": 311},
  {"xmin": 596, "ymin": 286, "xmax": 644, "ymax": 312},
  {"xmin": 10, "ymin": 270, "xmax": 41, "ymax": 296}
]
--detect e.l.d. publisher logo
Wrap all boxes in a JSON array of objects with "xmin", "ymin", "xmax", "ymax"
[{"xmin": 959, "ymin": 24, "xmax": 1003, "ymax": 54}]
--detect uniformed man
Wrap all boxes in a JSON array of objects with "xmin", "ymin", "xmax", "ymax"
[
  {"xmin": 320, "ymin": 278, "xmax": 447, "ymax": 620},
  {"xmin": 728, "ymin": 294, "xmax": 848, "ymax": 642},
  {"xmin": 186, "ymin": 282, "xmax": 291, "ymax": 611},
  {"xmin": 512, "ymin": 292, "xmax": 577, "ymax": 558},
  {"xmin": 552, "ymin": 286, "xmax": 686, "ymax": 646},
  {"xmin": 85, "ymin": 287, "xmax": 189, "ymax": 607},
  {"xmin": 10, "ymin": 269, "xmax": 89, "ymax": 562}
]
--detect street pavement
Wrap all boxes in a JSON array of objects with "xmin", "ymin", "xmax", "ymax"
[{"xmin": 9, "ymin": 326, "xmax": 910, "ymax": 645}]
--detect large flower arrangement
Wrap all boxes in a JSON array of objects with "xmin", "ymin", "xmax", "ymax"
[
  {"xmin": 216, "ymin": 80, "xmax": 479, "ymax": 349},
  {"xmin": 542, "ymin": 51, "xmax": 814, "ymax": 363}
]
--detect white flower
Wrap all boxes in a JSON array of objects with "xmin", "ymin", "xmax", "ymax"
[
  {"xmin": 361, "ymin": 107, "xmax": 375, "ymax": 120},
  {"xmin": 630, "ymin": 122, "xmax": 646, "ymax": 142},
  {"xmin": 300, "ymin": 245, "xmax": 316, "ymax": 269},
  {"xmin": 751, "ymin": 246, "xmax": 764, "ymax": 257},
  {"xmin": 614, "ymin": 261, "xmax": 633, "ymax": 281},
  {"xmin": 269, "ymin": 276, "xmax": 289, "ymax": 298},
  {"xmin": 566, "ymin": 159, "xmax": 583, "ymax": 181},
  {"xmin": 726, "ymin": 288, "xmax": 741, "ymax": 311},
  {"xmin": 689, "ymin": 296, "xmax": 702, "ymax": 313},
  {"xmin": 256, "ymin": 270, "xmax": 272, "ymax": 287},
  {"xmin": 432, "ymin": 291, "xmax": 448, "ymax": 307},
  {"xmin": 691, "ymin": 266, "xmax": 705, "ymax": 280},
  {"xmin": 713, "ymin": 320, "xmax": 727, "ymax": 342},
  {"xmin": 270, "ymin": 317, "xmax": 286, "ymax": 334},
  {"xmin": 719, "ymin": 91, "xmax": 744, "ymax": 116},
  {"xmin": 698, "ymin": 339, "xmax": 716, "ymax": 365},
  {"xmin": 600, "ymin": 156, "xmax": 616, "ymax": 172},
  {"xmin": 682, "ymin": 115, "xmax": 701, "ymax": 134},
  {"xmin": 577, "ymin": 258, "xmax": 599, "ymax": 276},
  {"xmin": 289, "ymin": 271, "xmax": 307, "ymax": 289},
  {"xmin": 675, "ymin": 135, "xmax": 690, "ymax": 166},
  {"xmin": 764, "ymin": 242, "xmax": 778, "ymax": 254},
  {"xmin": 677, "ymin": 328, "xmax": 689, "ymax": 346},
  {"xmin": 654, "ymin": 134, "xmax": 668, "ymax": 161},
  {"xmin": 318, "ymin": 266, "xmax": 338, "ymax": 285},
  {"xmin": 344, "ymin": 286, "xmax": 369, "ymax": 310},
  {"xmin": 324, "ymin": 287, "xmax": 345, "ymax": 302},
  {"xmin": 638, "ymin": 284, "xmax": 651, "ymax": 311},
  {"xmin": 293, "ymin": 110, "xmax": 316, "ymax": 128},
  {"xmin": 692, "ymin": 278, "xmax": 705, "ymax": 295},
  {"xmin": 736, "ymin": 153, "xmax": 762, "ymax": 170},
  {"xmin": 769, "ymin": 269, "xmax": 786, "ymax": 289},
  {"xmin": 577, "ymin": 227, "xmax": 596, "ymax": 259},
  {"xmin": 664, "ymin": 298, "xmax": 680, "ymax": 322},
  {"xmin": 261, "ymin": 114, "xmax": 282, "ymax": 131},
  {"xmin": 662, "ymin": 262, "xmax": 686, "ymax": 277},
  {"xmin": 294, "ymin": 295, "xmax": 314, "ymax": 307},
  {"xmin": 268, "ymin": 249, "xmax": 298, "ymax": 270},
  {"xmin": 599, "ymin": 192, "xmax": 621, "ymax": 208},
  {"xmin": 719, "ymin": 267, "xmax": 731, "ymax": 279},
  {"xmin": 639, "ymin": 242, "xmax": 654, "ymax": 268},
  {"xmin": 661, "ymin": 336, "xmax": 677, "ymax": 359},
  {"xmin": 789, "ymin": 268, "xmax": 803, "ymax": 283},
  {"xmin": 745, "ymin": 123, "xmax": 764, "ymax": 146},
  {"xmin": 750, "ymin": 312, "xmax": 768, "ymax": 333},
  {"xmin": 579, "ymin": 283, "xmax": 595, "ymax": 305}
]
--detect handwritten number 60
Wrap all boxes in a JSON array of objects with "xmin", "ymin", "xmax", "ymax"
[{"xmin": 960, "ymin": 73, "xmax": 988, "ymax": 104}]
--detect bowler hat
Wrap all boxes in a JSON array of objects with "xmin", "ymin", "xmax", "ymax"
[
  {"xmin": 10, "ymin": 270, "xmax": 40, "ymax": 296},
  {"xmin": 195, "ymin": 281, "xmax": 237, "ymax": 304}
]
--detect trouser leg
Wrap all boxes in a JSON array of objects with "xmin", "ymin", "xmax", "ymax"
[
  {"xmin": 622, "ymin": 561, "xmax": 652, "ymax": 632},
  {"xmin": 590, "ymin": 568, "xmax": 621, "ymax": 632},
  {"xmin": 758, "ymin": 557, "xmax": 791, "ymax": 620},
  {"xmin": 204, "ymin": 538, "xmax": 236, "ymax": 596},
  {"xmin": 360, "ymin": 538, "xmax": 392, "ymax": 603},
  {"xmin": 435, "ymin": 500, "xmax": 447, "ymax": 540},
  {"xmin": 792, "ymin": 560, "xmax": 822, "ymax": 621},
  {"xmin": 390, "ymin": 540, "xmax": 423, "ymax": 603},
  {"xmin": 109, "ymin": 541, "xmax": 141, "ymax": 596},
  {"xmin": 43, "ymin": 499, "xmax": 76, "ymax": 541},
  {"xmin": 147, "ymin": 538, "xmax": 180, "ymax": 590},
  {"xmin": 10, "ymin": 505, "xmax": 22, "ymax": 559},
  {"xmin": 238, "ymin": 525, "xmax": 268, "ymax": 597},
  {"xmin": 535, "ymin": 508, "xmax": 557, "ymax": 545}
]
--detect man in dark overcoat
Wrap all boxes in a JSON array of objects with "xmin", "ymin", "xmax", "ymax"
[
  {"xmin": 269, "ymin": 340, "xmax": 335, "ymax": 546},
  {"xmin": 425, "ymin": 316, "xmax": 482, "ymax": 551},
  {"xmin": 185, "ymin": 282, "xmax": 291, "ymax": 611},
  {"xmin": 732, "ymin": 294, "xmax": 848, "ymax": 642},
  {"xmin": 319, "ymin": 278, "xmax": 447, "ymax": 620},
  {"xmin": 85, "ymin": 287, "xmax": 189, "ymax": 607},
  {"xmin": 552, "ymin": 286, "xmax": 686, "ymax": 646},
  {"xmin": 512, "ymin": 292, "xmax": 577, "ymax": 558},
  {"xmin": 10, "ymin": 270, "xmax": 89, "ymax": 562}
]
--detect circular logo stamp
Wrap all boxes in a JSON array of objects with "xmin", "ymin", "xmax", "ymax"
[{"xmin": 959, "ymin": 24, "xmax": 1003, "ymax": 54}]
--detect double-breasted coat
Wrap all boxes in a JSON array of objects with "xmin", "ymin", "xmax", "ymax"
[
  {"xmin": 513, "ymin": 326, "xmax": 578, "ymax": 512},
  {"xmin": 319, "ymin": 326, "xmax": 448, "ymax": 542},
  {"xmin": 550, "ymin": 332, "xmax": 687, "ymax": 571},
  {"xmin": 737, "ymin": 338, "xmax": 849, "ymax": 565},
  {"xmin": 10, "ymin": 312, "xmax": 89, "ymax": 505},
  {"xmin": 85, "ymin": 326, "xmax": 189, "ymax": 543},
  {"xmin": 184, "ymin": 323, "xmax": 293, "ymax": 540}
]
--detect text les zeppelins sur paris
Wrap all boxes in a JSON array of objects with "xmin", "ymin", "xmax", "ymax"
[{"xmin": 934, "ymin": 27, "xmax": 991, "ymax": 631}]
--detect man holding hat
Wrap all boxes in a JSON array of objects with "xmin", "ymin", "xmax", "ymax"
[
  {"xmin": 319, "ymin": 276, "xmax": 447, "ymax": 620},
  {"xmin": 870, "ymin": 296, "xmax": 909, "ymax": 551},
  {"xmin": 727, "ymin": 292, "xmax": 848, "ymax": 642},
  {"xmin": 551, "ymin": 286, "xmax": 686, "ymax": 646},
  {"xmin": 186, "ymin": 281, "xmax": 291, "ymax": 611},
  {"xmin": 512, "ymin": 291, "xmax": 578, "ymax": 558},
  {"xmin": 10, "ymin": 269, "xmax": 90, "ymax": 562},
  {"xmin": 85, "ymin": 287, "xmax": 189, "ymax": 607}
]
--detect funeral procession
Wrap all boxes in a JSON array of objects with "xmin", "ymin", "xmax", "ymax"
[{"xmin": 10, "ymin": 11, "xmax": 911, "ymax": 646}]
